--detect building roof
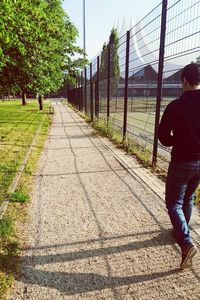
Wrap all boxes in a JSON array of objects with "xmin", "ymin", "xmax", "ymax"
[{"xmin": 129, "ymin": 65, "xmax": 157, "ymax": 81}]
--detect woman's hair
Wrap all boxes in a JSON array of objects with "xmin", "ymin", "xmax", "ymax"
[{"xmin": 181, "ymin": 63, "xmax": 200, "ymax": 85}]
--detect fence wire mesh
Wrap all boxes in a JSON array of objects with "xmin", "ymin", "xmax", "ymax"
[{"xmin": 68, "ymin": 0, "xmax": 200, "ymax": 170}]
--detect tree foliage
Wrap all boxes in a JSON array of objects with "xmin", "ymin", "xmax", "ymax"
[
  {"xmin": 109, "ymin": 28, "xmax": 120, "ymax": 85},
  {"xmin": 99, "ymin": 28, "xmax": 120, "ymax": 95},
  {"xmin": 99, "ymin": 43, "xmax": 108, "ymax": 81},
  {"xmin": 0, "ymin": 0, "xmax": 85, "ymax": 102}
]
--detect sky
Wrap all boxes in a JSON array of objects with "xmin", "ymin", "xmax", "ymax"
[{"xmin": 62, "ymin": 0, "xmax": 160, "ymax": 60}]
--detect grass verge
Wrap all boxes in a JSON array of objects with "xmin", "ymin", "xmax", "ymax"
[
  {"xmin": 0, "ymin": 99, "xmax": 52, "ymax": 299},
  {"xmin": 92, "ymin": 117, "xmax": 152, "ymax": 167}
]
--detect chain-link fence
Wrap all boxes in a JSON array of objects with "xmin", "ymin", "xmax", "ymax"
[{"xmin": 68, "ymin": 0, "xmax": 200, "ymax": 170}]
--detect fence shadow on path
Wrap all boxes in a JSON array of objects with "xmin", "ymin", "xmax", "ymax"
[
  {"xmin": 15, "ymin": 229, "xmax": 178, "ymax": 296},
  {"xmin": 29, "ymin": 230, "xmax": 176, "ymax": 267},
  {"xmin": 18, "ymin": 268, "xmax": 178, "ymax": 296},
  {"xmin": 27, "ymin": 228, "xmax": 170, "ymax": 251}
]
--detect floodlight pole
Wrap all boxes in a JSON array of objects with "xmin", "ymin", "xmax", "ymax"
[
  {"xmin": 83, "ymin": 0, "xmax": 86, "ymax": 59},
  {"xmin": 83, "ymin": 0, "xmax": 86, "ymax": 113}
]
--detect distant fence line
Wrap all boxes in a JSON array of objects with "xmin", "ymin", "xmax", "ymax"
[{"xmin": 68, "ymin": 0, "xmax": 200, "ymax": 169}]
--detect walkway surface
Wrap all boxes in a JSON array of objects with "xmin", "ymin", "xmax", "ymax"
[{"xmin": 9, "ymin": 100, "xmax": 200, "ymax": 300}]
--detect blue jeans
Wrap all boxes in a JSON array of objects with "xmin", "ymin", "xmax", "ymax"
[{"xmin": 166, "ymin": 160, "xmax": 200, "ymax": 249}]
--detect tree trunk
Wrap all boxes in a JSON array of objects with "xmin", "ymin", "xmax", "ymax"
[
  {"xmin": 38, "ymin": 94, "xmax": 43, "ymax": 110},
  {"xmin": 22, "ymin": 92, "xmax": 27, "ymax": 105}
]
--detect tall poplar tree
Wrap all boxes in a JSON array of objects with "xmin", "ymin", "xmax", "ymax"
[{"xmin": 99, "ymin": 28, "xmax": 120, "ymax": 96}]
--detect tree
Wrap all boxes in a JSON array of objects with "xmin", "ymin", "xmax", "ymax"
[
  {"xmin": 99, "ymin": 28, "xmax": 120, "ymax": 97},
  {"xmin": 109, "ymin": 28, "xmax": 120, "ymax": 94},
  {"xmin": 99, "ymin": 43, "xmax": 108, "ymax": 81},
  {"xmin": 0, "ymin": 0, "xmax": 85, "ymax": 105}
]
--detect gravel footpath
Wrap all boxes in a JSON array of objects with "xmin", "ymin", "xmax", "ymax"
[{"xmin": 8, "ymin": 100, "xmax": 200, "ymax": 300}]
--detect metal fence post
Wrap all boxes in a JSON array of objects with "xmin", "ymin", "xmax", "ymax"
[
  {"xmin": 77, "ymin": 74, "xmax": 81, "ymax": 110},
  {"xmin": 95, "ymin": 56, "xmax": 100, "ymax": 118},
  {"xmin": 152, "ymin": 0, "xmax": 168, "ymax": 167},
  {"xmin": 90, "ymin": 62, "xmax": 94, "ymax": 121},
  {"xmin": 123, "ymin": 30, "xmax": 130, "ymax": 140},
  {"xmin": 81, "ymin": 71, "xmax": 83, "ymax": 111},
  {"xmin": 84, "ymin": 67, "xmax": 87, "ymax": 113},
  {"xmin": 107, "ymin": 44, "xmax": 111, "ymax": 121}
]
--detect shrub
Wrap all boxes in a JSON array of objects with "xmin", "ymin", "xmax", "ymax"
[
  {"xmin": 0, "ymin": 217, "xmax": 14, "ymax": 238},
  {"xmin": 8, "ymin": 191, "xmax": 29, "ymax": 203}
]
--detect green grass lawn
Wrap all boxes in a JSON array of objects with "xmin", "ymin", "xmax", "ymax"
[
  {"xmin": 0, "ymin": 99, "xmax": 52, "ymax": 299},
  {"xmin": 99, "ymin": 97, "xmax": 170, "ymax": 148},
  {"xmin": 99, "ymin": 96, "xmax": 172, "ymax": 113},
  {"xmin": 99, "ymin": 97, "xmax": 172, "ymax": 137},
  {"xmin": 0, "ymin": 99, "xmax": 51, "ymax": 205},
  {"xmin": 110, "ymin": 111, "xmax": 156, "ymax": 135}
]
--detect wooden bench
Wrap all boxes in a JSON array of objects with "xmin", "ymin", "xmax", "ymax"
[{"xmin": 47, "ymin": 106, "xmax": 54, "ymax": 114}]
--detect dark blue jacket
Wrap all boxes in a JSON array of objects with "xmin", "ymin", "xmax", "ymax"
[{"xmin": 158, "ymin": 89, "xmax": 200, "ymax": 162}]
